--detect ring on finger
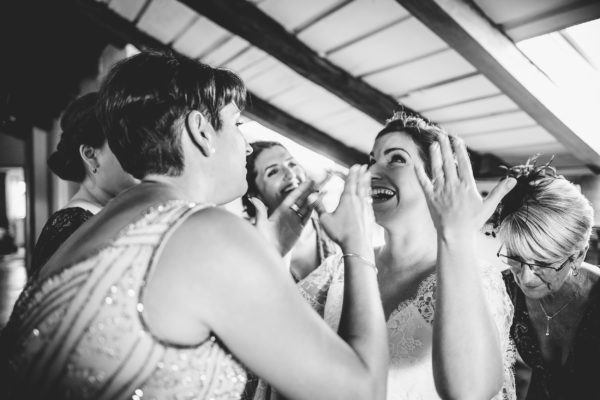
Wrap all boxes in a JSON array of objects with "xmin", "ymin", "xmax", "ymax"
[{"xmin": 289, "ymin": 203, "xmax": 304, "ymax": 220}]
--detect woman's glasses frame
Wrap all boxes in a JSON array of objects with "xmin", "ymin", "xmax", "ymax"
[{"xmin": 496, "ymin": 247, "xmax": 573, "ymax": 274}]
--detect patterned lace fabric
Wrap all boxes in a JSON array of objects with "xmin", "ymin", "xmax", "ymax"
[
  {"xmin": 0, "ymin": 201, "xmax": 247, "ymax": 400},
  {"xmin": 324, "ymin": 258, "xmax": 516, "ymax": 400},
  {"xmin": 32, "ymin": 207, "xmax": 94, "ymax": 275}
]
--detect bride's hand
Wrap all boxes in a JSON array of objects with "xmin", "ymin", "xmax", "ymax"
[
  {"xmin": 414, "ymin": 134, "xmax": 516, "ymax": 235},
  {"xmin": 316, "ymin": 165, "xmax": 374, "ymax": 253}
]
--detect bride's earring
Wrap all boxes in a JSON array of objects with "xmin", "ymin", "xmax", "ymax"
[{"xmin": 571, "ymin": 263, "xmax": 579, "ymax": 277}]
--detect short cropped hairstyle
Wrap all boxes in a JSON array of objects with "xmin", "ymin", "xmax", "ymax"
[
  {"xmin": 97, "ymin": 51, "xmax": 246, "ymax": 179},
  {"xmin": 499, "ymin": 177, "xmax": 594, "ymax": 262},
  {"xmin": 47, "ymin": 92, "xmax": 104, "ymax": 183},
  {"xmin": 376, "ymin": 112, "xmax": 454, "ymax": 178},
  {"xmin": 242, "ymin": 141, "xmax": 286, "ymax": 218}
]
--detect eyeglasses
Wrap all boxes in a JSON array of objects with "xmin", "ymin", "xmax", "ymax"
[{"xmin": 496, "ymin": 247, "xmax": 573, "ymax": 275}]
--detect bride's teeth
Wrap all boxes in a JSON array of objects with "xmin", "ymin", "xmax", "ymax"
[{"xmin": 371, "ymin": 188, "xmax": 395, "ymax": 197}]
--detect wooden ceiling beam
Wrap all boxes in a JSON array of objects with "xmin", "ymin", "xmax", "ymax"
[
  {"xmin": 245, "ymin": 96, "xmax": 367, "ymax": 165},
  {"xmin": 395, "ymin": 0, "xmax": 600, "ymax": 173},
  {"xmin": 73, "ymin": 0, "xmax": 364, "ymax": 167},
  {"xmin": 177, "ymin": 0, "xmax": 416, "ymax": 124}
]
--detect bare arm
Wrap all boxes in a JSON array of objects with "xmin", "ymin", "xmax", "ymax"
[
  {"xmin": 415, "ymin": 135, "xmax": 516, "ymax": 400},
  {"xmin": 174, "ymin": 166, "xmax": 387, "ymax": 400}
]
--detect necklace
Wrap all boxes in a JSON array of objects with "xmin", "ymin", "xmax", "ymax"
[{"xmin": 538, "ymin": 298, "xmax": 574, "ymax": 336}]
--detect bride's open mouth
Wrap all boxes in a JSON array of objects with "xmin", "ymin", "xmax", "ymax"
[{"xmin": 371, "ymin": 186, "xmax": 396, "ymax": 203}]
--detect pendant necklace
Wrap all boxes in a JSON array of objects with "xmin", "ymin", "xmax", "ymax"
[{"xmin": 538, "ymin": 298, "xmax": 574, "ymax": 336}]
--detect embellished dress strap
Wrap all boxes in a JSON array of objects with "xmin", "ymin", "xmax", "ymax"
[{"xmin": 297, "ymin": 254, "xmax": 343, "ymax": 317}]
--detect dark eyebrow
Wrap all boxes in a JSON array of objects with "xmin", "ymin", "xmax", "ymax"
[
  {"xmin": 383, "ymin": 147, "xmax": 411, "ymax": 158},
  {"xmin": 264, "ymin": 164, "xmax": 279, "ymax": 172},
  {"xmin": 369, "ymin": 148, "xmax": 411, "ymax": 158},
  {"xmin": 264, "ymin": 157, "xmax": 294, "ymax": 172}
]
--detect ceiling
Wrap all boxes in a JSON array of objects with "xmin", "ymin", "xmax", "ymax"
[{"xmin": 2, "ymin": 0, "xmax": 600, "ymax": 178}]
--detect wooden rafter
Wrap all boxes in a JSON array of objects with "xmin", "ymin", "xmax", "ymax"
[
  {"xmin": 72, "ymin": 0, "xmax": 364, "ymax": 166},
  {"xmin": 177, "ymin": 0, "xmax": 417, "ymax": 123},
  {"xmin": 395, "ymin": 0, "xmax": 600, "ymax": 173}
]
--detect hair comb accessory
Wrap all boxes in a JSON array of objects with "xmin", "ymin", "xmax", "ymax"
[{"xmin": 487, "ymin": 154, "xmax": 562, "ymax": 236}]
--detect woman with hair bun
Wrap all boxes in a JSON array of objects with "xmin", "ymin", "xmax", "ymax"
[
  {"xmin": 32, "ymin": 92, "xmax": 138, "ymax": 274},
  {"xmin": 494, "ymin": 156, "xmax": 600, "ymax": 399}
]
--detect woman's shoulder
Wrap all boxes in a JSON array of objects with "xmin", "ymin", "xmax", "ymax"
[
  {"xmin": 174, "ymin": 206, "xmax": 283, "ymax": 269},
  {"xmin": 32, "ymin": 207, "xmax": 95, "ymax": 272},
  {"xmin": 45, "ymin": 207, "xmax": 94, "ymax": 229}
]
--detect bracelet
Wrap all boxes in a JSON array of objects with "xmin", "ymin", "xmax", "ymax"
[{"xmin": 342, "ymin": 253, "xmax": 378, "ymax": 275}]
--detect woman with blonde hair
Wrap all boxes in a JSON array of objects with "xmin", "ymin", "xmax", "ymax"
[{"xmin": 495, "ymin": 157, "xmax": 600, "ymax": 399}]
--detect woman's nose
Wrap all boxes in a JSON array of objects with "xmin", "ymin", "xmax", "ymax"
[
  {"xmin": 519, "ymin": 263, "xmax": 538, "ymax": 284},
  {"xmin": 282, "ymin": 166, "xmax": 296, "ymax": 180}
]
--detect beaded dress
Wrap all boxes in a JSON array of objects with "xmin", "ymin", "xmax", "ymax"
[{"xmin": 0, "ymin": 201, "xmax": 247, "ymax": 399}]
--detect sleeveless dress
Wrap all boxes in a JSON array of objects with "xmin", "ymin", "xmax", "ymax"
[
  {"xmin": 322, "ymin": 255, "xmax": 517, "ymax": 400},
  {"xmin": 0, "ymin": 201, "xmax": 247, "ymax": 399}
]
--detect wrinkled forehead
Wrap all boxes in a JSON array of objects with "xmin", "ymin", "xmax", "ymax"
[{"xmin": 372, "ymin": 130, "xmax": 419, "ymax": 157}]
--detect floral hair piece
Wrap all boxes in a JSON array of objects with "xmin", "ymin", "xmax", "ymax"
[{"xmin": 487, "ymin": 154, "xmax": 562, "ymax": 236}]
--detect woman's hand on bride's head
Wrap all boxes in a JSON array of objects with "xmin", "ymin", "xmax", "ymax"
[
  {"xmin": 316, "ymin": 165, "xmax": 374, "ymax": 252},
  {"xmin": 414, "ymin": 134, "xmax": 516, "ymax": 236}
]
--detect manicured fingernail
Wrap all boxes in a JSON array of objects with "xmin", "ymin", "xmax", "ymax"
[{"xmin": 505, "ymin": 178, "xmax": 517, "ymax": 188}]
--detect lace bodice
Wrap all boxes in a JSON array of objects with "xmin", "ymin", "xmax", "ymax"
[
  {"xmin": 0, "ymin": 201, "xmax": 247, "ymax": 399},
  {"xmin": 320, "ymin": 256, "xmax": 516, "ymax": 400}
]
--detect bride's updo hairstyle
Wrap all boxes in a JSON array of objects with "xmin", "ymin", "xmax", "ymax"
[
  {"xmin": 376, "ymin": 112, "xmax": 455, "ymax": 178},
  {"xmin": 47, "ymin": 92, "xmax": 104, "ymax": 182}
]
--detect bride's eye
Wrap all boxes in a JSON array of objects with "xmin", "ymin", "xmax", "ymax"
[{"xmin": 390, "ymin": 154, "xmax": 406, "ymax": 164}]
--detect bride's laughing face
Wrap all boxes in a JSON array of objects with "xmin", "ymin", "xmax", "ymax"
[{"xmin": 368, "ymin": 131, "xmax": 431, "ymax": 228}]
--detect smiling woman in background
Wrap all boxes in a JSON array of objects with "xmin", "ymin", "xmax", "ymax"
[
  {"xmin": 243, "ymin": 141, "xmax": 338, "ymax": 284},
  {"xmin": 495, "ymin": 158, "xmax": 600, "ymax": 399}
]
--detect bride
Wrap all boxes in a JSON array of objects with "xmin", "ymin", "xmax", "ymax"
[{"xmin": 318, "ymin": 113, "xmax": 517, "ymax": 400}]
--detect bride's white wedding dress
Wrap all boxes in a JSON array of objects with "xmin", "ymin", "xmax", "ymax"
[{"xmin": 308, "ymin": 255, "xmax": 516, "ymax": 400}]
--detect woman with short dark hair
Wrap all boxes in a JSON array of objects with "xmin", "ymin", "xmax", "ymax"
[{"xmin": 0, "ymin": 52, "xmax": 388, "ymax": 400}]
